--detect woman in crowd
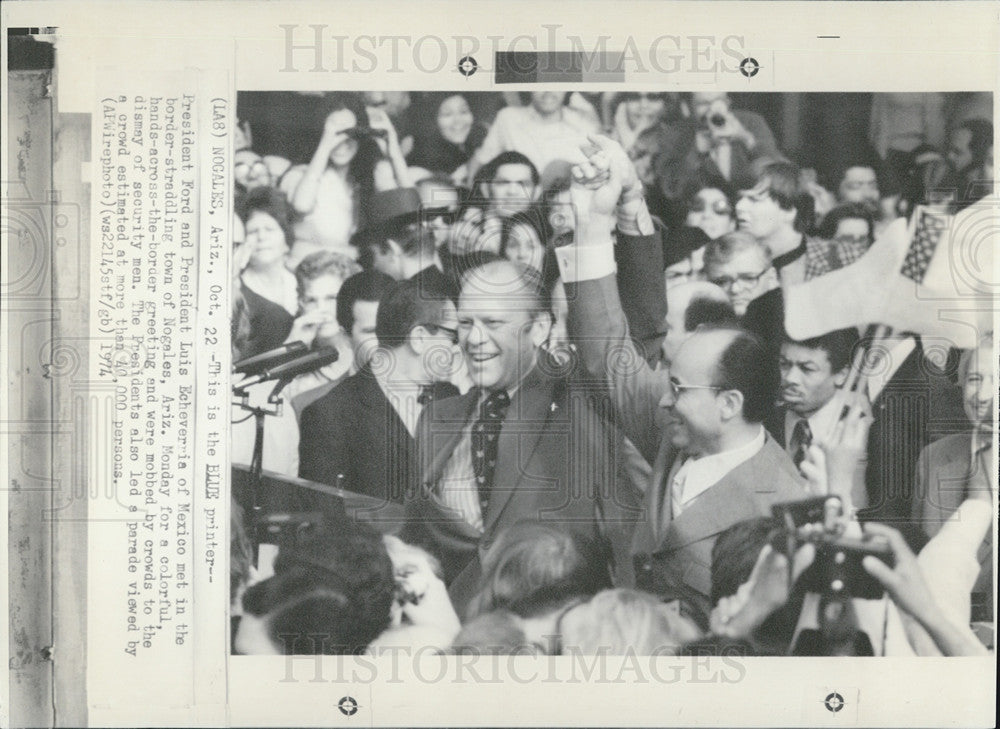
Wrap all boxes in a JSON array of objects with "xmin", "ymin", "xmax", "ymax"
[
  {"xmin": 407, "ymin": 92, "xmax": 488, "ymax": 185},
  {"xmin": 282, "ymin": 92, "xmax": 410, "ymax": 261},
  {"xmin": 816, "ymin": 201, "xmax": 875, "ymax": 268},
  {"xmin": 235, "ymin": 186, "xmax": 299, "ymax": 358},
  {"xmin": 607, "ymin": 91, "xmax": 681, "ymax": 157},
  {"xmin": 682, "ymin": 178, "xmax": 737, "ymax": 241}
]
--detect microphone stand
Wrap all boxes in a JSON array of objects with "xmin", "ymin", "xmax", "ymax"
[{"xmin": 232, "ymin": 377, "xmax": 292, "ymax": 564}]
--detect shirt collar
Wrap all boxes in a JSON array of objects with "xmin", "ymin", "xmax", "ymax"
[
  {"xmin": 677, "ymin": 426, "xmax": 767, "ymax": 507},
  {"xmin": 771, "ymin": 235, "xmax": 808, "ymax": 271},
  {"xmin": 784, "ymin": 391, "xmax": 845, "ymax": 447}
]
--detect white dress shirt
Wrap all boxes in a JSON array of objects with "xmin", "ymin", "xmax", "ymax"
[
  {"xmin": 671, "ymin": 426, "xmax": 767, "ymax": 518},
  {"xmin": 783, "ymin": 390, "xmax": 845, "ymax": 452}
]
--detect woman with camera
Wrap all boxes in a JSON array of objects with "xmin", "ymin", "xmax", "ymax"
[{"xmin": 282, "ymin": 92, "xmax": 411, "ymax": 264}]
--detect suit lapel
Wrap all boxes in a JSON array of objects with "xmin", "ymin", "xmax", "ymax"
[
  {"xmin": 483, "ymin": 370, "xmax": 557, "ymax": 534},
  {"xmin": 420, "ymin": 389, "xmax": 479, "ymax": 492},
  {"xmin": 658, "ymin": 474, "xmax": 755, "ymax": 553}
]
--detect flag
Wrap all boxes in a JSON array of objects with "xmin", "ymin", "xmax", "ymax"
[{"xmin": 784, "ymin": 197, "xmax": 998, "ymax": 349}]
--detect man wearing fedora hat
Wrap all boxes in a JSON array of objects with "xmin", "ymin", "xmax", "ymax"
[{"xmin": 353, "ymin": 188, "xmax": 458, "ymax": 300}]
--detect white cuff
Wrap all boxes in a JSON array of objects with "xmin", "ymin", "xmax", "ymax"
[{"xmin": 556, "ymin": 242, "xmax": 616, "ymax": 283}]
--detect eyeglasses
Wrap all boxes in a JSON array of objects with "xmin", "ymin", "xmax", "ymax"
[
  {"xmin": 422, "ymin": 207, "xmax": 456, "ymax": 226},
  {"xmin": 420, "ymin": 323, "xmax": 459, "ymax": 344},
  {"xmin": 708, "ymin": 268, "xmax": 770, "ymax": 291},
  {"xmin": 687, "ymin": 198, "xmax": 733, "ymax": 216},
  {"xmin": 668, "ymin": 377, "xmax": 722, "ymax": 399},
  {"xmin": 235, "ymin": 160, "xmax": 268, "ymax": 176},
  {"xmin": 833, "ymin": 234, "xmax": 871, "ymax": 248},
  {"xmin": 491, "ymin": 178, "xmax": 533, "ymax": 191},
  {"xmin": 622, "ymin": 92, "xmax": 663, "ymax": 102}
]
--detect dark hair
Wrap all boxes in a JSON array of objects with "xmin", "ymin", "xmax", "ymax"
[
  {"xmin": 684, "ymin": 297, "xmax": 738, "ymax": 333},
  {"xmin": 681, "ymin": 173, "xmax": 736, "ymax": 214},
  {"xmin": 781, "ymin": 327, "xmax": 859, "ymax": 374},
  {"xmin": 496, "ymin": 208, "xmax": 559, "ymax": 287},
  {"xmin": 826, "ymin": 148, "xmax": 881, "ymax": 194},
  {"xmin": 476, "ymin": 151, "xmax": 540, "ymax": 192},
  {"xmin": 956, "ymin": 119, "xmax": 993, "ymax": 167},
  {"xmin": 757, "ymin": 161, "xmax": 813, "ymax": 233},
  {"xmin": 816, "ymin": 202, "xmax": 875, "ymax": 242},
  {"xmin": 375, "ymin": 277, "xmax": 453, "ymax": 349},
  {"xmin": 357, "ymin": 220, "xmax": 435, "ymax": 270},
  {"xmin": 711, "ymin": 516, "xmax": 776, "ymax": 607},
  {"xmin": 518, "ymin": 91, "xmax": 571, "ymax": 107},
  {"xmin": 241, "ymin": 521, "xmax": 394, "ymax": 654},
  {"xmin": 707, "ymin": 327, "xmax": 779, "ymax": 424},
  {"xmin": 316, "ymin": 92, "xmax": 383, "ymax": 230},
  {"xmin": 614, "ymin": 91, "xmax": 681, "ymax": 124},
  {"xmin": 336, "ymin": 270, "xmax": 396, "ymax": 333},
  {"xmin": 236, "ymin": 186, "xmax": 297, "ymax": 249},
  {"xmin": 294, "ymin": 250, "xmax": 362, "ymax": 300}
]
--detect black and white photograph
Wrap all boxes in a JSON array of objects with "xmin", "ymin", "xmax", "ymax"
[{"xmin": 228, "ymin": 88, "xmax": 995, "ymax": 660}]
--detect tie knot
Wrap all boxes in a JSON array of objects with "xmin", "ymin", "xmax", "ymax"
[
  {"xmin": 417, "ymin": 385, "xmax": 435, "ymax": 406},
  {"xmin": 482, "ymin": 390, "xmax": 510, "ymax": 420},
  {"xmin": 792, "ymin": 418, "xmax": 812, "ymax": 443}
]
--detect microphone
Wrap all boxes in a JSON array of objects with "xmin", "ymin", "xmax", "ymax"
[
  {"xmin": 233, "ymin": 341, "xmax": 308, "ymax": 376},
  {"xmin": 234, "ymin": 347, "xmax": 340, "ymax": 389}
]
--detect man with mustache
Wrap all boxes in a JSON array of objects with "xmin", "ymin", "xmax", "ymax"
[{"xmin": 768, "ymin": 328, "xmax": 863, "ymax": 504}]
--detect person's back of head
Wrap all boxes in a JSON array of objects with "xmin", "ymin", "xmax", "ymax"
[
  {"xmin": 336, "ymin": 270, "xmax": 397, "ymax": 334},
  {"xmin": 698, "ymin": 324, "xmax": 780, "ymax": 425},
  {"xmin": 238, "ymin": 520, "xmax": 395, "ymax": 655},
  {"xmin": 558, "ymin": 589, "xmax": 702, "ymax": 655},
  {"xmin": 711, "ymin": 516, "xmax": 777, "ymax": 607},
  {"xmin": 684, "ymin": 295, "xmax": 738, "ymax": 333},
  {"xmin": 295, "ymin": 249, "xmax": 363, "ymax": 300},
  {"xmin": 466, "ymin": 520, "xmax": 613, "ymax": 620},
  {"xmin": 757, "ymin": 161, "xmax": 813, "ymax": 233},
  {"xmin": 374, "ymin": 276, "xmax": 454, "ymax": 351},
  {"xmin": 452, "ymin": 610, "xmax": 535, "ymax": 656}
]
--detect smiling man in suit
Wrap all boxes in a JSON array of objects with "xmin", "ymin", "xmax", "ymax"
[
  {"xmin": 561, "ymin": 134, "xmax": 806, "ymax": 619},
  {"xmin": 298, "ymin": 277, "xmax": 459, "ymax": 512},
  {"xmin": 402, "ymin": 256, "xmax": 631, "ymax": 614}
]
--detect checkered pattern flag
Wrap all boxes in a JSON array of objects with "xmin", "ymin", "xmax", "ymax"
[{"xmin": 900, "ymin": 210, "xmax": 948, "ymax": 283}]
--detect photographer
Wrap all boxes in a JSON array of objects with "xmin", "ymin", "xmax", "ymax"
[
  {"xmin": 707, "ymin": 400, "xmax": 989, "ymax": 656},
  {"xmin": 281, "ymin": 92, "xmax": 411, "ymax": 261},
  {"xmin": 651, "ymin": 92, "xmax": 782, "ymax": 221}
]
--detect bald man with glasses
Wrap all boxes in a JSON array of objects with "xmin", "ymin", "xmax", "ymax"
[{"xmin": 561, "ymin": 134, "xmax": 805, "ymax": 619}]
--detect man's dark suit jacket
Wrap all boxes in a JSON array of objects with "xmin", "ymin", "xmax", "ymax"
[
  {"xmin": 401, "ymin": 230, "xmax": 665, "ymax": 612},
  {"xmin": 859, "ymin": 340, "xmax": 964, "ymax": 525},
  {"xmin": 743, "ymin": 288, "xmax": 964, "ymax": 527},
  {"xmin": 402, "ymin": 364, "xmax": 637, "ymax": 614},
  {"xmin": 298, "ymin": 365, "xmax": 457, "ymax": 508}
]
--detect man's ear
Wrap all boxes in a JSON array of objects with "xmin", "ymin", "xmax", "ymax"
[
  {"xmin": 718, "ymin": 388, "xmax": 745, "ymax": 421},
  {"xmin": 833, "ymin": 365, "xmax": 850, "ymax": 388},
  {"xmin": 407, "ymin": 326, "xmax": 427, "ymax": 355},
  {"xmin": 529, "ymin": 312, "xmax": 553, "ymax": 349},
  {"xmin": 781, "ymin": 205, "xmax": 798, "ymax": 229}
]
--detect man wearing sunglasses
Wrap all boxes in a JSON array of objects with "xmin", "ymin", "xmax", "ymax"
[
  {"xmin": 561, "ymin": 134, "xmax": 805, "ymax": 618},
  {"xmin": 298, "ymin": 277, "xmax": 459, "ymax": 509}
]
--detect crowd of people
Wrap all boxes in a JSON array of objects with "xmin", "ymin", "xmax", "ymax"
[{"xmin": 229, "ymin": 90, "xmax": 995, "ymax": 658}]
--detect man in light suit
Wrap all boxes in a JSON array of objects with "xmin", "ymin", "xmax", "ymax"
[
  {"xmin": 560, "ymin": 135, "xmax": 806, "ymax": 618},
  {"xmin": 402, "ymin": 257, "xmax": 635, "ymax": 615},
  {"xmin": 913, "ymin": 340, "xmax": 994, "ymax": 621}
]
